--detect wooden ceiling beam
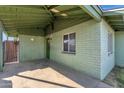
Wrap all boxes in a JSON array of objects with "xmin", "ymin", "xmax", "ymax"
[
  {"xmin": 48, "ymin": 5, "xmax": 59, "ymax": 10},
  {"xmin": 103, "ymin": 10, "xmax": 124, "ymax": 16}
]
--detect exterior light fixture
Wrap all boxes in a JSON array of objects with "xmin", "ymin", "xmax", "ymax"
[
  {"xmin": 61, "ymin": 13, "xmax": 68, "ymax": 17},
  {"xmin": 30, "ymin": 38, "xmax": 34, "ymax": 41}
]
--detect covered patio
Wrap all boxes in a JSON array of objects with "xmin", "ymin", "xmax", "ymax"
[
  {"xmin": 0, "ymin": 59, "xmax": 112, "ymax": 88},
  {"xmin": 0, "ymin": 5, "xmax": 124, "ymax": 88}
]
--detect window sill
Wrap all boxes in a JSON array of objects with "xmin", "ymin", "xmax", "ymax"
[{"xmin": 62, "ymin": 51, "xmax": 76, "ymax": 55}]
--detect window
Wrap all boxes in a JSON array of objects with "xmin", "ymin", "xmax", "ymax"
[
  {"xmin": 63, "ymin": 33, "xmax": 76, "ymax": 53},
  {"xmin": 108, "ymin": 32, "xmax": 113, "ymax": 55}
]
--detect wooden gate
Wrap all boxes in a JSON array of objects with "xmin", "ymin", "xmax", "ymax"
[{"xmin": 3, "ymin": 41, "xmax": 18, "ymax": 63}]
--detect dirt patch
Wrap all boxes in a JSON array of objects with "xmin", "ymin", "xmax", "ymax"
[{"xmin": 104, "ymin": 67, "xmax": 124, "ymax": 88}]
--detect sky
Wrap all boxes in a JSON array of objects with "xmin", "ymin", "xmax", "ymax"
[
  {"xmin": 2, "ymin": 32, "xmax": 7, "ymax": 41},
  {"xmin": 2, "ymin": 32, "xmax": 14, "ymax": 41},
  {"xmin": 100, "ymin": 5, "xmax": 124, "ymax": 11}
]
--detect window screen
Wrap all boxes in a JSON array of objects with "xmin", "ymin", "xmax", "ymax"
[
  {"xmin": 63, "ymin": 33, "xmax": 76, "ymax": 53},
  {"xmin": 63, "ymin": 35, "xmax": 68, "ymax": 52},
  {"xmin": 69, "ymin": 33, "xmax": 76, "ymax": 52},
  {"xmin": 108, "ymin": 32, "xmax": 113, "ymax": 55}
]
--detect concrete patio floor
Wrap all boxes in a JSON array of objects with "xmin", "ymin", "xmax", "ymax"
[{"xmin": 0, "ymin": 59, "xmax": 112, "ymax": 88}]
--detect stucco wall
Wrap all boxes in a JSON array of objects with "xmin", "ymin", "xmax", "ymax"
[
  {"xmin": 115, "ymin": 31, "xmax": 124, "ymax": 67},
  {"xmin": 50, "ymin": 20, "xmax": 101, "ymax": 79},
  {"xmin": 100, "ymin": 19, "xmax": 115, "ymax": 80},
  {"xmin": 19, "ymin": 35, "xmax": 45, "ymax": 62}
]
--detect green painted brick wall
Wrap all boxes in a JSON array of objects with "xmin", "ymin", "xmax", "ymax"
[
  {"xmin": 50, "ymin": 20, "xmax": 101, "ymax": 79},
  {"xmin": 100, "ymin": 19, "xmax": 115, "ymax": 80},
  {"xmin": 19, "ymin": 35, "xmax": 45, "ymax": 62},
  {"xmin": 50, "ymin": 19, "xmax": 115, "ymax": 80},
  {"xmin": 115, "ymin": 31, "xmax": 124, "ymax": 67}
]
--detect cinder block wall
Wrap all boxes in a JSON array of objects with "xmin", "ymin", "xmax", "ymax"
[
  {"xmin": 100, "ymin": 19, "xmax": 115, "ymax": 80},
  {"xmin": 50, "ymin": 20, "xmax": 101, "ymax": 79},
  {"xmin": 49, "ymin": 19, "xmax": 115, "ymax": 80},
  {"xmin": 115, "ymin": 31, "xmax": 124, "ymax": 67},
  {"xmin": 19, "ymin": 35, "xmax": 45, "ymax": 62}
]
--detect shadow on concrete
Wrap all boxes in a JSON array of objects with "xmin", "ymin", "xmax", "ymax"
[
  {"xmin": 0, "ymin": 59, "xmax": 49, "ymax": 79},
  {"xmin": 0, "ymin": 79, "xmax": 12, "ymax": 88}
]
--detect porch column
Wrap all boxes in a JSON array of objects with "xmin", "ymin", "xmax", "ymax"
[{"xmin": 0, "ymin": 22, "xmax": 4, "ymax": 71}]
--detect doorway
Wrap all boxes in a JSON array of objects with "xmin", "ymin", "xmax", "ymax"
[{"xmin": 46, "ymin": 38, "xmax": 50, "ymax": 59}]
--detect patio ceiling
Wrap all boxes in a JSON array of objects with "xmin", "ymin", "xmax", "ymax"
[
  {"xmin": 0, "ymin": 5, "xmax": 92, "ymax": 36},
  {"xmin": 102, "ymin": 7, "xmax": 124, "ymax": 31},
  {"xmin": 1, "ymin": 5, "xmax": 124, "ymax": 36}
]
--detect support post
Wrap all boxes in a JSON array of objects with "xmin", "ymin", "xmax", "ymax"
[{"xmin": 0, "ymin": 22, "xmax": 4, "ymax": 71}]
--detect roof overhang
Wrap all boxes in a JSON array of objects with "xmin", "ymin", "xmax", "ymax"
[
  {"xmin": 79, "ymin": 5, "xmax": 103, "ymax": 22},
  {"xmin": 102, "ymin": 8, "xmax": 124, "ymax": 31}
]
